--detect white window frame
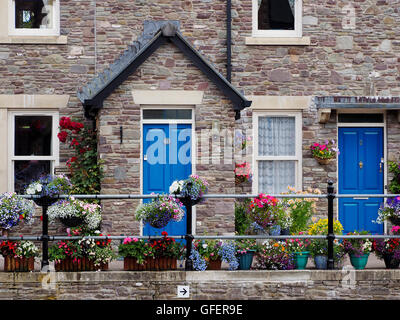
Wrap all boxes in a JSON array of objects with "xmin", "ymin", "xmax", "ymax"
[
  {"xmin": 8, "ymin": 110, "xmax": 60, "ymax": 192},
  {"xmin": 252, "ymin": 0, "xmax": 302, "ymax": 38},
  {"xmin": 8, "ymin": 0, "xmax": 60, "ymax": 37},
  {"xmin": 252, "ymin": 111, "xmax": 302, "ymax": 194}
]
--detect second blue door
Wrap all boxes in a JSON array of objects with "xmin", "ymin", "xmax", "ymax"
[
  {"xmin": 142, "ymin": 123, "xmax": 192, "ymax": 237},
  {"xmin": 338, "ymin": 127, "xmax": 384, "ymax": 234}
]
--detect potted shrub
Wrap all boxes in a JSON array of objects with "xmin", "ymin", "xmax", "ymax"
[
  {"xmin": 342, "ymin": 231, "xmax": 373, "ymax": 270},
  {"xmin": 119, "ymin": 237, "xmax": 154, "ymax": 271},
  {"xmin": 372, "ymin": 226, "xmax": 400, "ymax": 269},
  {"xmin": 49, "ymin": 230, "xmax": 115, "ymax": 271},
  {"xmin": 280, "ymin": 186, "xmax": 322, "ymax": 234},
  {"xmin": 376, "ymin": 196, "xmax": 400, "ymax": 226},
  {"xmin": 254, "ymin": 240, "xmax": 294, "ymax": 270},
  {"xmin": 25, "ymin": 174, "xmax": 71, "ymax": 206},
  {"xmin": 190, "ymin": 239, "xmax": 238, "ymax": 271},
  {"xmin": 307, "ymin": 218, "xmax": 344, "ymax": 269},
  {"xmin": 169, "ymin": 174, "xmax": 209, "ymax": 206},
  {"xmin": 0, "ymin": 192, "xmax": 35, "ymax": 237},
  {"xmin": 235, "ymin": 239, "xmax": 258, "ymax": 270},
  {"xmin": 310, "ymin": 139, "xmax": 339, "ymax": 165},
  {"xmin": 286, "ymin": 232, "xmax": 311, "ymax": 270},
  {"xmin": 146, "ymin": 231, "xmax": 184, "ymax": 270},
  {"xmin": 0, "ymin": 240, "xmax": 39, "ymax": 272},
  {"xmin": 135, "ymin": 195, "xmax": 185, "ymax": 229},
  {"xmin": 47, "ymin": 198, "xmax": 102, "ymax": 230}
]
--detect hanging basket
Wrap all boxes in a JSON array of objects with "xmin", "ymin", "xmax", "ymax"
[
  {"xmin": 33, "ymin": 196, "xmax": 59, "ymax": 207},
  {"xmin": 235, "ymin": 175, "xmax": 248, "ymax": 185},
  {"xmin": 314, "ymin": 157, "xmax": 333, "ymax": 165},
  {"xmin": 59, "ymin": 216, "xmax": 85, "ymax": 228},
  {"xmin": 147, "ymin": 218, "xmax": 172, "ymax": 229}
]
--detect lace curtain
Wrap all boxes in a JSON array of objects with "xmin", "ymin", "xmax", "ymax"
[{"xmin": 257, "ymin": 116, "xmax": 296, "ymax": 194}]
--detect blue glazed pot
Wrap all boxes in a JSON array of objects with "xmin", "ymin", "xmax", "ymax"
[
  {"xmin": 238, "ymin": 250, "xmax": 256, "ymax": 270},
  {"xmin": 314, "ymin": 255, "xmax": 328, "ymax": 270}
]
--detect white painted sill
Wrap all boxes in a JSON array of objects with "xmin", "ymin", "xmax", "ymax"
[
  {"xmin": 0, "ymin": 35, "xmax": 68, "ymax": 44},
  {"xmin": 245, "ymin": 36, "xmax": 311, "ymax": 46}
]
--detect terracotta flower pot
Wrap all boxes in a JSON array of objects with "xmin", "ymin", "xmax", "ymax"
[
  {"xmin": 4, "ymin": 256, "xmax": 35, "ymax": 272},
  {"xmin": 54, "ymin": 257, "xmax": 108, "ymax": 272}
]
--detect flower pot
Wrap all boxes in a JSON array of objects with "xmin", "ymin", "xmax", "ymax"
[
  {"xmin": 59, "ymin": 216, "xmax": 85, "ymax": 228},
  {"xmin": 238, "ymin": 251, "xmax": 255, "ymax": 270},
  {"xmin": 207, "ymin": 258, "xmax": 222, "ymax": 270},
  {"xmin": 389, "ymin": 216, "xmax": 400, "ymax": 226},
  {"xmin": 294, "ymin": 251, "xmax": 309, "ymax": 270},
  {"xmin": 314, "ymin": 157, "xmax": 332, "ymax": 165},
  {"xmin": 349, "ymin": 253, "xmax": 369, "ymax": 270},
  {"xmin": 54, "ymin": 257, "xmax": 108, "ymax": 272},
  {"xmin": 235, "ymin": 175, "xmax": 248, "ymax": 185},
  {"xmin": 383, "ymin": 254, "xmax": 400, "ymax": 269},
  {"xmin": 314, "ymin": 255, "xmax": 328, "ymax": 269},
  {"xmin": 4, "ymin": 256, "xmax": 35, "ymax": 272}
]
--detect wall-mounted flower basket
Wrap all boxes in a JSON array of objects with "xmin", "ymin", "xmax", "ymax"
[
  {"xmin": 4, "ymin": 256, "xmax": 35, "ymax": 272},
  {"xmin": 59, "ymin": 216, "xmax": 85, "ymax": 228},
  {"xmin": 314, "ymin": 157, "xmax": 333, "ymax": 165},
  {"xmin": 54, "ymin": 257, "xmax": 108, "ymax": 272}
]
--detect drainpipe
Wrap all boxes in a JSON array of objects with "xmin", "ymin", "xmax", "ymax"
[{"xmin": 226, "ymin": 0, "xmax": 232, "ymax": 83}]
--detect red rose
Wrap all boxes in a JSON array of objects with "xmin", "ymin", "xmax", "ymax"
[{"xmin": 57, "ymin": 131, "xmax": 68, "ymax": 143}]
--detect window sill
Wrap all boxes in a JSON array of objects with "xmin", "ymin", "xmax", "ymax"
[
  {"xmin": 245, "ymin": 36, "xmax": 311, "ymax": 46},
  {"xmin": 0, "ymin": 35, "xmax": 67, "ymax": 44}
]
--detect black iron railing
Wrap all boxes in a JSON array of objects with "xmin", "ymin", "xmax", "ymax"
[{"xmin": 1, "ymin": 180, "xmax": 400, "ymax": 271}]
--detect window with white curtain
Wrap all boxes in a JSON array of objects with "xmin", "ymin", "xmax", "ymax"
[
  {"xmin": 252, "ymin": 0, "xmax": 302, "ymax": 37},
  {"xmin": 254, "ymin": 112, "xmax": 302, "ymax": 194}
]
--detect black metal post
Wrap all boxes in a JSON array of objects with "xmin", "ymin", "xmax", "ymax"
[
  {"xmin": 184, "ymin": 197, "xmax": 193, "ymax": 271},
  {"xmin": 41, "ymin": 204, "xmax": 49, "ymax": 270},
  {"xmin": 327, "ymin": 181, "xmax": 335, "ymax": 270}
]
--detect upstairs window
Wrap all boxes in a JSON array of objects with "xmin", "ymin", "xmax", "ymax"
[
  {"xmin": 253, "ymin": 0, "xmax": 302, "ymax": 37},
  {"xmin": 8, "ymin": 0, "xmax": 60, "ymax": 36}
]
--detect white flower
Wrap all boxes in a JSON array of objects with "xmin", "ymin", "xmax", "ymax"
[
  {"xmin": 35, "ymin": 184, "xmax": 43, "ymax": 192},
  {"xmin": 169, "ymin": 180, "xmax": 183, "ymax": 194}
]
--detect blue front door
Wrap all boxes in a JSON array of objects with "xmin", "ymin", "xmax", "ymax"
[
  {"xmin": 142, "ymin": 123, "xmax": 192, "ymax": 237},
  {"xmin": 338, "ymin": 127, "xmax": 384, "ymax": 234}
]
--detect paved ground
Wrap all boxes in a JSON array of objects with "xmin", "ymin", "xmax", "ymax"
[{"xmin": 0, "ymin": 253, "xmax": 387, "ymax": 271}]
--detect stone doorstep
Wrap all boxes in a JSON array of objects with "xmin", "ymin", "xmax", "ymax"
[{"xmin": 4, "ymin": 269, "xmax": 400, "ymax": 284}]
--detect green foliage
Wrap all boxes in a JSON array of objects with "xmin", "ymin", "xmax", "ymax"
[
  {"xmin": 234, "ymin": 199, "xmax": 252, "ymax": 235},
  {"xmin": 388, "ymin": 161, "xmax": 400, "ymax": 194},
  {"xmin": 118, "ymin": 238, "xmax": 154, "ymax": 264}
]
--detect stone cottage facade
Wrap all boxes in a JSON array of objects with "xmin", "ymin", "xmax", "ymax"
[{"xmin": 0, "ymin": 0, "xmax": 399, "ymax": 237}]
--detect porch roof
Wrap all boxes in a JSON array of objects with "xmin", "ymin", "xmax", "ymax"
[{"xmin": 77, "ymin": 21, "xmax": 251, "ymax": 120}]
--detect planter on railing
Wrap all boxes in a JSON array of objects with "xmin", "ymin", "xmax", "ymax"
[
  {"xmin": 54, "ymin": 257, "xmax": 108, "ymax": 272},
  {"xmin": 4, "ymin": 256, "xmax": 35, "ymax": 272}
]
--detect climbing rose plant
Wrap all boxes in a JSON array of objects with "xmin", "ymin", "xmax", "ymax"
[{"xmin": 57, "ymin": 117, "xmax": 103, "ymax": 195}]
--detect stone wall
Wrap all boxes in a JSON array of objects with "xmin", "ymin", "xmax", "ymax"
[{"xmin": 1, "ymin": 270, "xmax": 400, "ymax": 300}]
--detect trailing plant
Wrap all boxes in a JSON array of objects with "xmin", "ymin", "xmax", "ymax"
[
  {"xmin": 376, "ymin": 196, "xmax": 400, "ymax": 224},
  {"xmin": 135, "ymin": 195, "xmax": 185, "ymax": 228},
  {"xmin": 169, "ymin": 174, "xmax": 209, "ymax": 203},
  {"xmin": 310, "ymin": 139, "xmax": 339, "ymax": 160},
  {"xmin": 373, "ymin": 226, "xmax": 400, "ymax": 261},
  {"xmin": 58, "ymin": 116, "xmax": 103, "ymax": 195},
  {"xmin": 0, "ymin": 192, "xmax": 35, "ymax": 230},
  {"xmin": 25, "ymin": 174, "xmax": 71, "ymax": 197}
]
